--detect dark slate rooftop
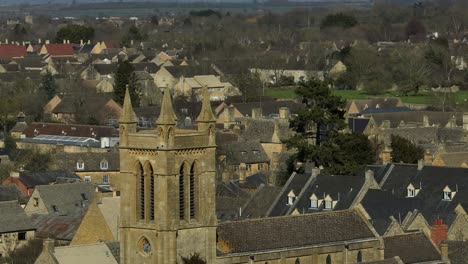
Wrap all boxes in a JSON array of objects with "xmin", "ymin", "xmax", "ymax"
[
  {"xmin": 217, "ymin": 210, "xmax": 377, "ymax": 255},
  {"xmin": 22, "ymin": 122, "xmax": 118, "ymax": 139},
  {"xmin": 239, "ymin": 119, "xmax": 289, "ymax": 143},
  {"xmin": 375, "ymin": 163, "xmax": 468, "ymax": 226},
  {"xmin": 18, "ymin": 170, "xmax": 81, "ymax": 189},
  {"xmin": 34, "ymin": 182, "xmax": 95, "ymax": 216},
  {"xmin": 267, "ymin": 172, "xmax": 312, "ymax": 217},
  {"xmin": 447, "ymin": 241, "xmax": 468, "ymax": 264},
  {"xmin": 217, "ymin": 141, "xmax": 269, "ymax": 166},
  {"xmin": 383, "ymin": 232, "xmax": 442, "ymax": 263},
  {"xmin": 164, "ymin": 65, "xmax": 217, "ymax": 78},
  {"xmin": 0, "ymin": 185, "xmax": 27, "ymax": 204},
  {"xmin": 292, "ymin": 173, "xmax": 366, "ymax": 214},
  {"xmin": 0, "ymin": 201, "xmax": 35, "ymax": 234},
  {"xmin": 365, "ymin": 111, "xmax": 463, "ymax": 128},
  {"xmin": 241, "ymin": 184, "xmax": 282, "ymax": 219},
  {"xmin": 230, "ymin": 100, "xmax": 303, "ymax": 118},
  {"xmin": 360, "ymin": 107, "xmax": 411, "ymax": 115},
  {"xmin": 348, "ymin": 117, "xmax": 370, "ymax": 133},
  {"xmin": 53, "ymin": 152, "xmax": 119, "ymax": 172}
]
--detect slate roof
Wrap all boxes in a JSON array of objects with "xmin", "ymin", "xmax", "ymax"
[
  {"xmin": 34, "ymin": 182, "xmax": 95, "ymax": 216},
  {"xmin": 229, "ymin": 100, "xmax": 303, "ymax": 117},
  {"xmin": 375, "ymin": 163, "xmax": 468, "ymax": 226},
  {"xmin": 78, "ymin": 43, "xmax": 96, "ymax": 54},
  {"xmin": 164, "ymin": 65, "xmax": 217, "ymax": 78},
  {"xmin": 239, "ymin": 119, "xmax": 290, "ymax": 143},
  {"xmin": 132, "ymin": 62, "xmax": 159, "ymax": 73},
  {"xmin": 12, "ymin": 55, "xmax": 44, "ymax": 68},
  {"xmin": 18, "ymin": 171, "xmax": 81, "ymax": 189},
  {"xmin": 217, "ymin": 210, "xmax": 377, "ymax": 254},
  {"xmin": 241, "ymin": 184, "xmax": 282, "ymax": 219},
  {"xmin": 348, "ymin": 117, "xmax": 371, "ymax": 133},
  {"xmin": 22, "ymin": 122, "xmax": 117, "ymax": 138},
  {"xmin": 447, "ymin": 241, "xmax": 468, "ymax": 264},
  {"xmin": 92, "ymin": 64, "xmax": 117, "ymax": 75},
  {"xmin": 267, "ymin": 172, "xmax": 312, "ymax": 217},
  {"xmin": 383, "ymin": 232, "xmax": 442, "ymax": 263},
  {"xmin": 360, "ymin": 107, "xmax": 411, "ymax": 115},
  {"xmin": 0, "ymin": 201, "xmax": 35, "ymax": 233},
  {"xmin": 293, "ymin": 173, "xmax": 366, "ymax": 214},
  {"xmin": 0, "ymin": 185, "xmax": 27, "ymax": 204},
  {"xmin": 53, "ymin": 152, "xmax": 119, "ymax": 172},
  {"xmin": 51, "ymin": 95, "xmax": 116, "ymax": 114},
  {"xmin": 217, "ymin": 141, "xmax": 269, "ymax": 165},
  {"xmin": 365, "ymin": 111, "xmax": 463, "ymax": 128},
  {"xmin": 32, "ymin": 213, "xmax": 83, "ymax": 241},
  {"xmin": 347, "ymin": 98, "xmax": 403, "ymax": 114}
]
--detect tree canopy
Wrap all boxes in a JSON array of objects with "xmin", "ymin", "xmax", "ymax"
[
  {"xmin": 181, "ymin": 253, "xmax": 207, "ymax": 264},
  {"xmin": 320, "ymin": 13, "xmax": 358, "ymax": 29},
  {"xmin": 56, "ymin": 24, "xmax": 94, "ymax": 43},
  {"xmin": 286, "ymin": 80, "xmax": 375, "ymax": 175},
  {"xmin": 113, "ymin": 60, "xmax": 140, "ymax": 107},
  {"xmin": 390, "ymin": 135, "xmax": 424, "ymax": 164}
]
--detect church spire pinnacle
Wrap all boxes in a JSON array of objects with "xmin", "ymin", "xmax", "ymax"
[
  {"xmin": 156, "ymin": 88, "xmax": 177, "ymax": 125},
  {"xmin": 119, "ymin": 85, "xmax": 137, "ymax": 124},
  {"xmin": 196, "ymin": 86, "xmax": 216, "ymax": 123}
]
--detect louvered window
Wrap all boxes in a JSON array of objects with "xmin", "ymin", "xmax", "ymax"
[{"xmin": 179, "ymin": 166, "xmax": 185, "ymax": 220}]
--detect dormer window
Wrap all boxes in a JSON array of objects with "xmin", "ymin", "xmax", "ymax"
[
  {"xmin": 324, "ymin": 194, "xmax": 334, "ymax": 210},
  {"xmin": 34, "ymin": 129, "xmax": 39, "ymax": 136},
  {"xmin": 100, "ymin": 160, "xmax": 108, "ymax": 170},
  {"xmin": 287, "ymin": 190, "xmax": 296, "ymax": 205},
  {"xmin": 407, "ymin": 183, "xmax": 420, "ymax": 198},
  {"xmin": 310, "ymin": 194, "xmax": 318, "ymax": 208},
  {"xmin": 77, "ymin": 161, "xmax": 85, "ymax": 170},
  {"xmin": 443, "ymin": 186, "xmax": 456, "ymax": 201},
  {"xmin": 252, "ymin": 150, "xmax": 259, "ymax": 155}
]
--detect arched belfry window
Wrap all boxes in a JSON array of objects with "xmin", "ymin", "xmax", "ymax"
[
  {"xmin": 179, "ymin": 163, "xmax": 186, "ymax": 220},
  {"xmin": 147, "ymin": 164, "xmax": 155, "ymax": 221},
  {"xmin": 326, "ymin": 255, "xmax": 331, "ymax": 264},
  {"xmin": 295, "ymin": 258, "xmax": 300, "ymax": 264},
  {"xmin": 357, "ymin": 251, "xmax": 362, "ymax": 263},
  {"xmin": 190, "ymin": 162, "xmax": 198, "ymax": 219},
  {"xmin": 137, "ymin": 163, "xmax": 145, "ymax": 220}
]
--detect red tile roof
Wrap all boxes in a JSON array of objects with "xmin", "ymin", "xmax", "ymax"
[
  {"xmin": 44, "ymin": 44, "xmax": 75, "ymax": 56},
  {"xmin": 0, "ymin": 44, "xmax": 27, "ymax": 58}
]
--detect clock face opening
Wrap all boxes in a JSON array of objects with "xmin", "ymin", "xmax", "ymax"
[{"xmin": 138, "ymin": 237, "xmax": 152, "ymax": 256}]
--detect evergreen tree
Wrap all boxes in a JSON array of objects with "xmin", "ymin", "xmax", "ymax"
[
  {"xmin": 286, "ymin": 80, "xmax": 375, "ymax": 175},
  {"xmin": 390, "ymin": 135, "xmax": 424, "ymax": 164},
  {"xmin": 41, "ymin": 71, "xmax": 56, "ymax": 100},
  {"xmin": 113, "ymin": 60, "xmax": 140, "ymax": 107}
]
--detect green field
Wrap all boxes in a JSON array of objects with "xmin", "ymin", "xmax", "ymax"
[{"xmin": 265, "ymin": 88, "xmax": 468, "ymax": 105}]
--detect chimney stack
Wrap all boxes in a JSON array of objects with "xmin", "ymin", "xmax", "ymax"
[
  {"xmin": 239, "ymin": 163, "xmax": 247, "ymax": 184},
  {"xmin": 463, "ymin": 112, "xmax": 468, "ymax": 131},
  {"xmin": 42, "ymin": 238, "xmax": 55, "ymax": 253},
  {"xmin": 45, "ymin": 40, "xmax": 50, "ymax": 44},
  {"xmin": 380, "ymin": 145, "xmax": 393, "ymax": 165},
  {"xmin": 423, "ymin": 115, "xmax": 429, "ymax": 127},
  {"xmin": 431, "ymin": 219, "xmax": 448, "ymax": 245},
  {"xmin": 440, "ymin": 242, "xmax": 449, "ymax": 261},
  {"xmin": 424, "ymin": 149, "xmax": 433, "ymax": 165},
  {"xmin": 365, "ymin": 169, "xmax": 374, "ymax": 181},
  {"xmin": 279, "ymin": 107, "xmax": 290, "ymax": 120},
  {"xmin": 417, "ymin": 159, "xmax": 424, "ymax": 170},
  {"xmin": 251, "ymin": 108, "xmax": 262, "ymax": 119}
]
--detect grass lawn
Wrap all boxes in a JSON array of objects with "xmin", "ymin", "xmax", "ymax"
[{"xmin": 266, "ymin": 88, "xmax": 468, "ymax": 106}]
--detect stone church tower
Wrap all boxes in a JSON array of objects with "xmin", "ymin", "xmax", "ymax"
[{"xmin": 119, "ymin": 87, "xmax": 217, "ymax": 263}]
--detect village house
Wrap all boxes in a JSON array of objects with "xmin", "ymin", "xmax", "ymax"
[
  {"xmin": 3, "ymin": 171, "xmax": 81, "ymax": 197},
  {"xmin": 39, "ymin": 43, "xmax": 75, "ymax": 57},
  {"xmin": 0, "ymin": 201, "xmax": 35, "ymax": 257},
  {"xmin": 51, "ymin": 152, "xmax": 120, "ymax": 191}
]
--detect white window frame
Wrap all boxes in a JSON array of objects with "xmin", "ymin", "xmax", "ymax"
[
  {"xmin": 246, "ymin": 164, "xmax": 252, "ymax": 171},
  {"xmin": 443, "ymin": 191, "xmax": 452, "ymax": 201},
  {"xmin": 100, "ymin": 161, "xmax": 109, "ymax": 170},
  {"xmin": 288, "ymin": 196, "xmax": 295, "ymax": 205},
  {"xmin": 84, "ymin": 176, "xmax": 91, "ymax": 182},
  {"xmin": 77, "ymin": 161, "xmax": 85, "ymax": 170},
  {"xmin": 310, "ymin": 199, "xmax": 318, "ymax": 208},
  {"xmin": 325, "ymin": 200, "xmax": 333, "ymax": 209},
  {"xmin": 407, "ymin": 188, "xmax": 415, "ymax": 198},
  {"xmin": 102, "ymin": 175, "xmax": 109, "ymax": 184}
]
